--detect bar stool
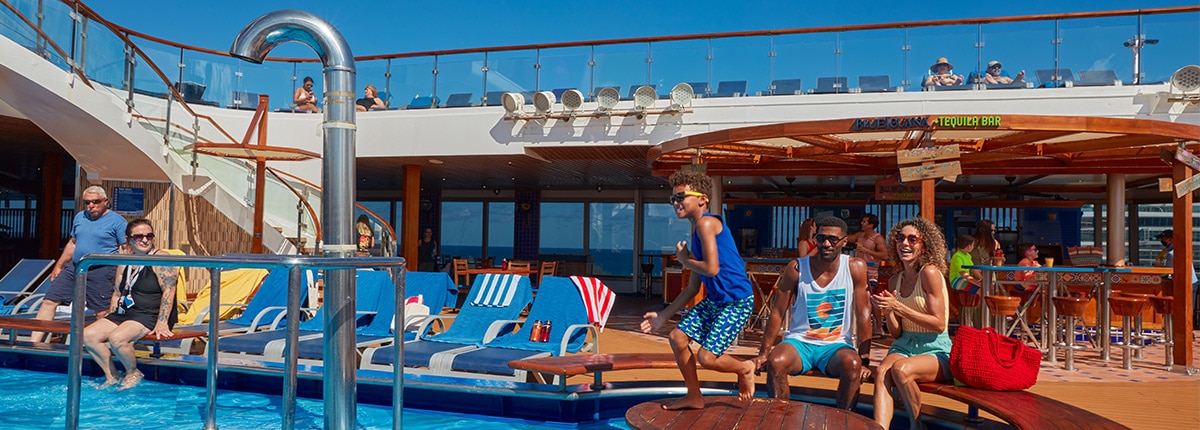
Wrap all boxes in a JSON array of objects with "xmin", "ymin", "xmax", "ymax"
[
  {"xmin": 1052, "ymin": 296, "xmax": 1090, "ymax": 371},
  {"xmin": 951, "ymin": 290, "xmax": 982, "ymax": 329},
  {"xmin": 639, "ymin": 263, "xmax": 655, "ymax": 299},
  {"xmin": 1148, "ymin": 296, "xmax": 1175, "ymax": 371},
  {"xmin": 985, "ymin": 295, "xmax": 1020, "ymax": 334},
  {"xmin": 1119, "ymin": 292, "xmax": 1156, "ymax": 359},
  {"xmin": 1065, "ymin": 284, "xmax": 1099, "ymax": 346},
  {"xmin": 1108, "ymin": 296, "xmax": 1149, "ymax": 370}
]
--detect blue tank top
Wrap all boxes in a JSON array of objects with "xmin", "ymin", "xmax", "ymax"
[{"xmin": 690, "ymin": 213, "xmax": 753, "ymax": 303}]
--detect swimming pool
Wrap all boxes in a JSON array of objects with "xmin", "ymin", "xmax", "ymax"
[{"xmin": 0, "ymin": 367, "xmax": 630, "ymax": 429}]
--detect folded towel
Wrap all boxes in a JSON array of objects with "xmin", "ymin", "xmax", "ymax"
[
  {"xmin": 571, "ymin": 276, "xmax": 614, "ymax": 332},
  {"xmin": 470, "ymin": 274, "xmax": 519, "ymax": 307}
]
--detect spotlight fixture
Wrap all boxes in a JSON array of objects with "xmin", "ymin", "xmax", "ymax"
[
  {"xmin": 669, "ymin": 83, "xmax": 694, "ymax": 110},
  {"xmin": 533, "ymin": 91, "xmax": 556, "ymax": 114},
  {"xmin": 634, "ymin": 85, "xmax": 657, "ymax": 110},
  {"xmin": 561, "ymin": 89, "xmax": 584, "ymax": 111},
  {"xmin": 596, "ymin": 87, "xmax": 620, "ymax": 111},
  {"xmin": 501, "ymin": 92, "xmax": 525, "ymax": 115},
  {"xmin": 1167, "ymin": 65, "xmax": 1200, "ymax": 104}
]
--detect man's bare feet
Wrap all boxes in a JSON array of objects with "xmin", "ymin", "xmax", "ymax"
[
  {"xmin": 737, "ymin": 361, "xmax": 756, "ymax": 401},
  {"xmin": 117, "ymin": 370, "xmax": 143, "ymax": 391},
  {"xmin": 662, "ymin": 395, "xmax": 706, "ymax": 410}
]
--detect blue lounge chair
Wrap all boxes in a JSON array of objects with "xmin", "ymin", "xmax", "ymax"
[
  {"xmin": 686, "ymin": 81, "xmax": 709, "ymax": 97},
  {"xmin": 146, "ymin": 268, "xmax": 310, "ymax": 355},
  {"xmin": 0, "ymin": 259, "xmax": 54, "ymax": 310},
  {"xmin": 440, "ymin": 276, "xmax": 599, "ymax": 382},
  {"xmin": 768, "ymin": 78, "xmax": 803, "ymax": 95},
  {"xmin": 1076, "ymin": 70, "xmax": 1121, "ymax": 87},
  {"xmin": 857, "ymin": 75, "xmax": 894, "ymax": 93},
  {"xmin": 360, "ymin": 273, "xmax": 533, "ymax": 373},
  {"xmin": 483, "ymin": 91, "xmax": 505, "ymax": 106},
  {"xmin": 809, "ymin": 77, "xmax": 848, "ymax": 94},
  {"xmin": 404, "ymin": 95, "xmax": 436, "ymax": 110},
  {"xmin": 1035, "ymin": 68, "xmax": 1076, "ymax": 88},
  {"xmin": 292, "ymin": 271, "xmax": 454, "ymax": 365},
  {"xmin": 442, "ymin": 93, "xmax": 474, "ymax": 108},
  {"xmin": 623, "ymin": 84, "xmax": 656, "ymax": 100},
  {"xmin": 216, "ymin": 269, "xmax": 390, "ymax": 360},
  {"xmin": 712, "ymin": 81, "xmax": 747, "ymax": 97}
]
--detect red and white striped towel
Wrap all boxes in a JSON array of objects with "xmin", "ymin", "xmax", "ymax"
[{"xmin": 570, "ymin": 276, "xmax": 615, "ymax": 332}]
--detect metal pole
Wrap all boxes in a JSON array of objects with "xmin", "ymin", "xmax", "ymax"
[
  {"xmin": 205, "ymin": 268, "xmax": 222, "ymax": 429},
  {"xmin": 390, "ymin": 266, "xmax": 406, "ymax": 430},
  {"xmin": 66, "ymin": 261, "xmax": 88, "ymax": 430},
  {"xmin": 230, "ymin": 11, "xmax": 358, "ymax": 429},
  {"xmin": 283, "ymin": 265, "xmax": 302, "ymax": 430}
]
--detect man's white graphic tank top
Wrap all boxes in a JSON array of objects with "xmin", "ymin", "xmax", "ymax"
[{"xmin": 785, "ymin": 254, "xmax": 855, "ymax": 346}]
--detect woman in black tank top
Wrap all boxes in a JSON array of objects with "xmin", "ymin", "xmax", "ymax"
[{"xmin": 81, "ymin": 219, "xmax": 180, "ymax": 391}]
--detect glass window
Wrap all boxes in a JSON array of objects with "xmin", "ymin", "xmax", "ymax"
[
  {"xmin": 487, "ymin": 202, "xmax": 514, "ymax": 261},
  {"xmin": 589, "ymin": 202, "xmax": 634, "ymax": 276},
  {"xmin": 642, "ymin": 202, "xmax": 693, "ymax": 275},
  {"xmin": 441, "ymin": 201, "xmax": 483, "ymax": 259},
  {"xmin": 540, "ymin": 202, "xmax": 584, "ymax": 253}
]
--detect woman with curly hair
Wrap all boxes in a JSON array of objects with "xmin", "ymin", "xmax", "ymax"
[{"xmin": 871, "ymin": 217, "xmax": 951, "ymax": 429}]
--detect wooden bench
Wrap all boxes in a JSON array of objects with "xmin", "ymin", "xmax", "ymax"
[
  {"xmin": 916, "ymin": 382, "xmax": 1126, "ymax": 429},
  {"xmin": 512, "ymin": 353, "xmax": 1127, "ymax": 429},
  {"xmin": 0, "ymin": 315, "xmax": 206, "ymax": 357}
]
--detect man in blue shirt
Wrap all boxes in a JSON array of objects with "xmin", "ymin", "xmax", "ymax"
[{"xmin": 32, "ymin": 185, "xmax": 128, "ymax": 343}]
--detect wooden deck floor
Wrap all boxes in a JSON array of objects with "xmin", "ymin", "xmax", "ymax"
[{"xmin": 592, "ymin": 295, "xmax": 1199, "ymax": 430}]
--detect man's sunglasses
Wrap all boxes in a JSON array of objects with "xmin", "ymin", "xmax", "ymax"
[
  {"xmin": 82, "ymin": 199, "xmax": 106, "ymax": 205},
  {"xmin": 814, "ymin": 234, "xmax": 844, "ymax": 245}
]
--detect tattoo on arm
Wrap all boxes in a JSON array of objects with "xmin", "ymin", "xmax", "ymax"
[{"xmin": 155, "ymin": 266, "xmax": 178, "ymax": 323}]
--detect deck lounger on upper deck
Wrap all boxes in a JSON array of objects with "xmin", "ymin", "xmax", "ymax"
[
  {"xmin": 403, "ymin": 95, "xmax": 436, "ymax": 110},
  {"xmin": 442, "ymin": 93, "xmax": 474, "ymax": 108},
  {"xmin": 215, "ymin": 270, "xmax": 389, "ymax": 360},
  {"xmin": 809, "ymin": 77, "xmax": 848, "ymax": 94},
  {"xmin": 712, "ymin": 81, "xmax": 747, "ymax": 98},
  {"xmin": 292, "ymin": 271, "xmax": 454, "ymax": 364},
  {"xmin": 441, "ymin": 276, "xmax": 600, "ymax": 382},
  {"xmin": 229, "ymin": 91, "xmax": 260, "ymax": 110},
  {"xmin": 1035, "ymin": 68, "xmax": 1076, "ymax": 88},
  {"xmin": 146, "ymin": 268, "xmax": 295, "ymax": 355},
  {"xmin": 360, "ymin": 273, "xmax": 533, "ymax": 373},
  {"xmin": 0, "ymin": 259, "xmax": 54, "ymax": 307},
  {"xmin": 483, "ymin": 91, "xmax": 505, "ymax": 106},
  {"xmin": 1076, "ymin": 70, "xmax": 1122, "ymax": 87},
  {"xmin": 685, "ymin": 82, "xmax": 709, "ymax": 98},
  {"xmin": 857, "ymin": 75, "xmax": 895, "ymax": 93},
  {"xmin": 767, "ymin": 78, "xmax": 803, "ymax": 95}
]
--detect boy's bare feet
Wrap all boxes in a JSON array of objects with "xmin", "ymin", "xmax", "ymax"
[
  {"xmin": 662, "ymin": 394, "xmax": 706, "ymax": 410},
  {"xmin": 737, "ymin": 360, "xmax": 756, "ymax": 401}
]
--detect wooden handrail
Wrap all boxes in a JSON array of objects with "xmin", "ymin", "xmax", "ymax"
[{"xmin": 86, "ymin": 3, "xmax": 1199, "ymax": 63}]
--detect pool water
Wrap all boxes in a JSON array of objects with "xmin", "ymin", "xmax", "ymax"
[{"xmin": 0, "ymin": 367, "xmax": 628, "ymax": 429}]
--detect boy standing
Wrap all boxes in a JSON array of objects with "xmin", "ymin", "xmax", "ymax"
[
  {"xmin": 641, "ymin": 170, "xmax": 757, "ymax": 409},
  {"xmin": 949, "ymin": 235, "xmax": 980, "ymax": 294}
]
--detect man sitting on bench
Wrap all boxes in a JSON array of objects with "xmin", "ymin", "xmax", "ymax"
[{"xmin": 755, "ymin": 216, "xmax": 872, "ymax": 410}]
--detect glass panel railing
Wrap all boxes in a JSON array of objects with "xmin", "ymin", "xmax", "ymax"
[
  {"xmin": 228, "ymin": 59, "xmax": 295, "ymax": 111},
  {"xmin": 486, "ymin": 50, "xmax": 536, "ymax": 96},
  {"xmin": 78, "ymin": 16, "xmax": 126, "ymax": 91},
  {"xmin": 906, "ymin": 24, "xmax": 978, "ymax": 91},
  {"xmin": 180, "ymin": 49, "xmax": 240, "ymax": 109},
  {"xmin": 711, "ymin": 36, "xmax": 770, "ymax": 96},
  {"xmin": 1059, "ymin": 16, "xmax": 1137, "ymax": 86},
  {"xmin": 536, "ymin": 46, "xmax": 591, "ymax": 95},
  {"xmin": 976, "ymin": 21, "xmax": 1054, "ymax": 87},
  {"xmin": 0, "ymin": 0, "xmax": 38, "ymax": 51},
  {"xmin": 436, "ymin": 53, "xmax": 486, "ymax": 107},
  {"xmin": 1136, "ymin": 11, "xmax": 1199, "ymax": 84},
  {"xmin": 592, "ymin": 43, "xmax": 646, "ymax": 99},
  {"xmin": 357, "ymin": 59, "xmax": 395, "ymax": 108},
  {"xmin": 773, "ymin": 33, "xmax": 838, "ymax": 94},
  {"xmin": 841, "ymin": 29, "xmax": 907, "ymax": 91},
  {"xmin": 384, "ymin": 57, "xmax": 435, "ymax": 109},
  {"xmin": 651, "ymin": 39, "xmax": 709, "ymax": 97}
]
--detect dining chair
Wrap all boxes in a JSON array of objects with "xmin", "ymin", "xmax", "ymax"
[
  {"xmin": 452, "ymin": 259, "xmax": 471, "ymax": 288},
  {"xmin": 538, "ymin": 261, "xmax": 557, "ymax": 284},
  {"xmin": 508, "ymin": 261, "xmax": 532, "ymax": 272}
]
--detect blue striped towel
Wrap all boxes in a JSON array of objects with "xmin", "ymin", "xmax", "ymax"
[{"xmin": 469, "ymin": 274, "xmax": 520, "ymax": 307}]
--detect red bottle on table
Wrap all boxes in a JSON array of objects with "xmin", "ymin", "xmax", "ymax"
[{"xmin": 540, "ymin": 321, "xmax": 552, "ymax": 342}]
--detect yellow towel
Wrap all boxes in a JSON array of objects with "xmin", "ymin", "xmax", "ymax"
[{"xmin": 177, "ymin": 268, "xmax": 269, "ymax": 325}]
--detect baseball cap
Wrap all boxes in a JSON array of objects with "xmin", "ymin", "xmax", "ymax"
[{"xmin": 1155, "ymin": 229, "xmax": 1173, "ymax": 239}]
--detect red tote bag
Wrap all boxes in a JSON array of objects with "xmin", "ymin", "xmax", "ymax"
[{"xmin": 950, "ymin": 326, "xmax": 1040, "ymax": 391}]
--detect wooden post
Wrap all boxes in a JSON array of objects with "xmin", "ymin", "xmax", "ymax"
[
  {"xmin": 920, "ymin": 163, "xmax": 935, "ymax": 222},
  {"xmin": 251, "ymin": 94, "xmax": 270, "ymax": 254},
  {"xmin": 1171, "ymin": 152, "xmax": 1195, "ymax": 367},
  {"xmin": 38, "ymin": 152, "xmax": 64, "ymax": 259},
  {"xmin": 402, "ymin": 165, "xmax": 421, "ymax": 271}
]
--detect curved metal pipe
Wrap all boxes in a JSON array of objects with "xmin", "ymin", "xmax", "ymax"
[{"xmin": 230, "ymin": 10, "xmax": 360, "ymax": 430}]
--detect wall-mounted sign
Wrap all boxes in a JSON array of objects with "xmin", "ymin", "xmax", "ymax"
[
  {"xmin": 850, "ymin": 116, "xmax": 930, "ymax": 131},
  {"xmin": 932, "ymin": 116, "xmax": 1001, "ymax": 128},
  {"xmin": 899, "ymin": 161, "xmax": 962, "ymax": 182},
  {"xmin": 896, "ymin": 145, "xmax": 961, "ymax": 164},
  {"xmin": 1175, "ymin": 147, "xmax": 1200, "ymax": 171},
  {"xmin": 112, "ymin": 187, "xmax": 144, "ymax": 217},
  {"xmin": 875, "ymin": 177, "xmax": 921, "ymax": 201}
]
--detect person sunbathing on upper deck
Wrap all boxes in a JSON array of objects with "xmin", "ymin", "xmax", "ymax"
[{"xmin": 924, "ymin": 57, "xmax": 964, "ymax": 87}]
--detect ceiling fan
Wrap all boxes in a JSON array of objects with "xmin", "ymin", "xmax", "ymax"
[
  {"xmin": 990, "ymin": 175, "xmax": 1057, "ymax": 200},
  {"xmin": 758, "ymin": 176, "xmax": 827, "ymax": 198}
]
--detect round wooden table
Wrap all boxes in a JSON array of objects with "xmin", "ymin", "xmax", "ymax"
[{"xmin": 625, "ymin": 396, "xmax": 882, "ymax": 429}]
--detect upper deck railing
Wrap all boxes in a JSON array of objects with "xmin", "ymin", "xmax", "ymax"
[{"xmin": 20, "ymin": 2, "xmax": 1197, "ymax": 111}]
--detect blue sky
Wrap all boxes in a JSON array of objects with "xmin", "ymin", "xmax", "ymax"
[{"xmin": 92, "ymin": 0, "xmax": 1198, "ymax": 57}]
